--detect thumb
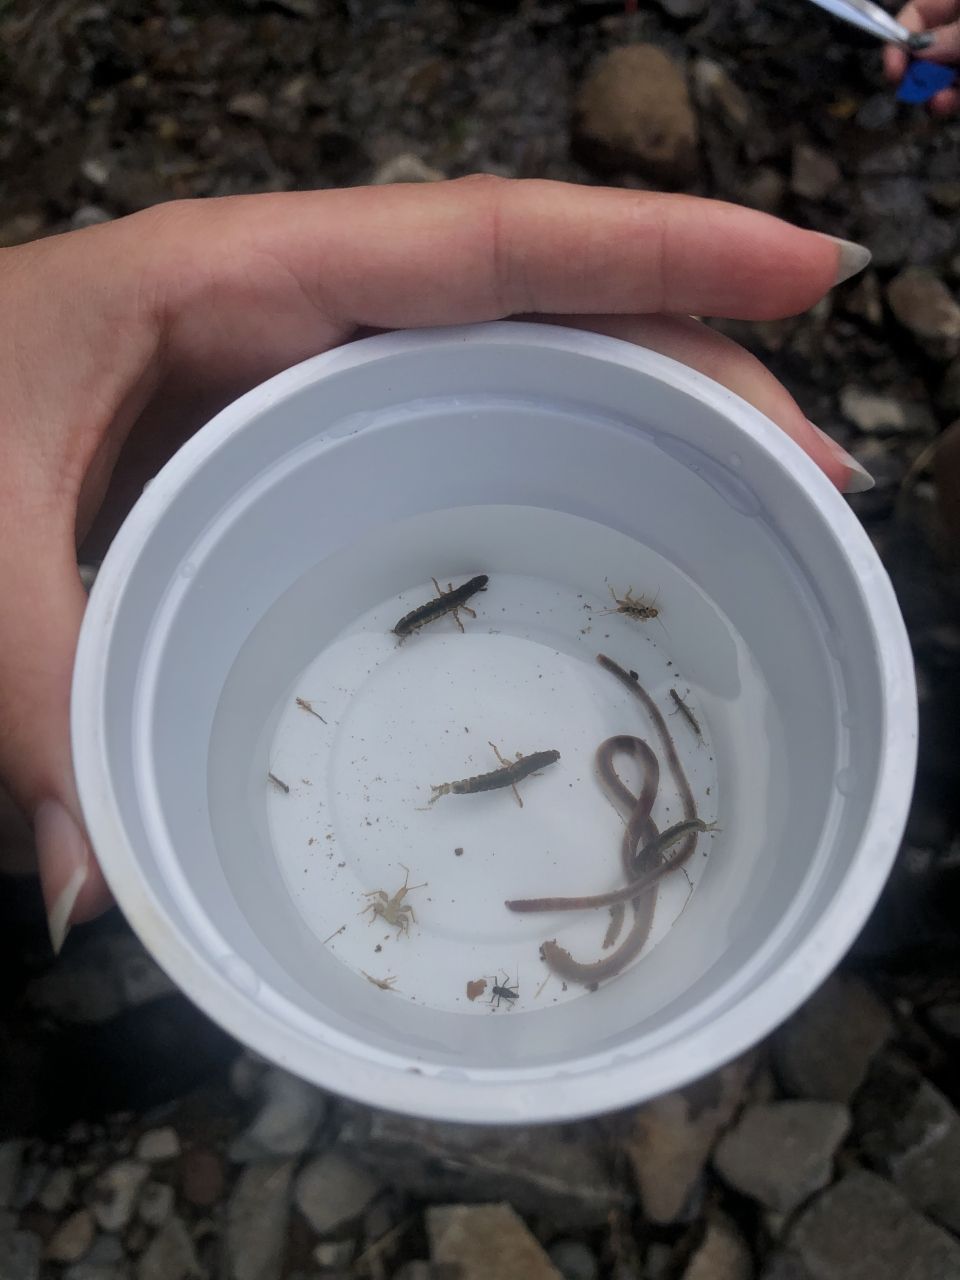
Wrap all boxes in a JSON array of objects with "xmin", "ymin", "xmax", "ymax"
[{"xmin": 0, "ymin": 515, "xmax": 112, "ymax": 950}]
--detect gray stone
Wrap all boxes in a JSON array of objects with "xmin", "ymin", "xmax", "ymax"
[
  {"xmin": 312, "ymin": 1239, "xmax": 355, "ymax": 1269},
  {"xmin": 135, "ymin": 1128, "xmax": 180, "ymax": 1163},
  {"xmin": 227, "ymin": 92, "xmax": 270, "ymax": 121},
  {"xmin": 85, "ymin": 1237, "xmax": 126, "ymax": 1266},
  {"xmin": 738, "ymin": 167, "xmax": 785, "ymax": 214},
  {"xmin": 26, "ymin": 934, "xmax": 173, "ymax": 1024},
  {"xmin": 842, "ymin": 272, "xmax": 884, "ymax": 327},
  {"xmin": 0, "ymin": 1227, "xmax": 41, "ymax": 1280},
  {"xmin": 788, "ymin": 1170, "xmax": 960, "ymax": 1280},
  {"xmin": 681, "ymin": 1218, "xmax": 752, "ymax": 1280},
  {"xmin": 856, "ymin": 93, "xmax": 897, "ymax": 130},
  {"xmin": 760, "ymin": 1256, "xmax": 810, "ymax": 1280},
  {"xmin": 137, "ymin": 1216, "xmax": 202, "ymax": 1280},
  {"xmin": 887, "ymin": 269, "xmax": 960, "ymax": 358},
  {"xmin": 230, "ymin": 1051, "xmax": 269, "ymax": 1100},
  {"xmin": 714, "ymin": 1101, "xmax": 850, "ymax": 1214},
  {"xmin": 370, "ymin": 155, "xmax": 446, "ymax": 185},
  {"xmin": 91, "ymin": 1161, "xmax": 150, "ymax": 1232},
  {"xmin": 791, "ymin": 144, "xmax": 842, "ymax": 201},
  {"xmin": 71, "ymin": 205, "xmax": 112, "ymax": 229},
  {"xmin": 65, "ymin": 1267, "xmax": 130, "ymax": 1280},
  {"xmin": 692, "ymin": 59, "xmax": 752, "ymax": 134},
  {"xmin": 81, "ymin": 157, "xmax": 110, "ymax": 186},
  {"xmin": 856, "ymin": 1059, "xmax": 960, "ymax": 1234},
  {"xmin": 38, "ymin": 1166, "xmax": 76, "ymax": 1213},
  {"xmin": 773, "ymin": 975, "xmax": 892, "ymax": 1102},
  {"xmin": 0, "ymin": 1142, "xmax": 23, "ymax": 1208},
  {"xmin": 229, "ymin": 1067, "xmax": 325, "ymax": 1162},
  {"xmin": 428, "ymin": 1204, "xmax": 562, "ymax": 1280},
  {"xmin": 839, "ymin": 387, "xmax": 909, "ymax": 434},
  {"xmin": 548, "ymin": 1240, "xmax": 598, "ymax": 1280},
  {"xmin": 574, "ymin": 45, "xmax": 698, "ymax": 186},
  {"xmin": 138, "ymin": 1181, "xmax": 175, "ymax": 1228},
  {"xmin": 45, "ymin": 1210, "xmax": 96, "ymax": 1263},
  {"xmin": 619, "ymin": 1055, "xmax": 754, "ymax": 1223},
  {"xmin": 336, "ymin": 1107, "xmax": 626, "ymax": 1228},
  {"xmin": 226, "ymin": 1159, "xmax": 294, "ymax": 1280},
  {"xmin": 658, "ymin": 0, "xmax": 708, "ymax": 14},
  {"xmin": 294, "ymin": 1151, "xmax": 380, "ymax": 1235},
  {"xmin": 928, "ymin": 1002, "xmax": 960, "ymax": 1038}
]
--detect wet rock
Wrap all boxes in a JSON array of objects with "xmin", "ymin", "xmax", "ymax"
[
  {"xmin": 336, "ymin": 1108, "xmax": 625, "ymax": 1227},
  {"xmin": 788, "ymin": 1170, "xmax": 960, "ymax": 1280},
  {"xmin": 293, "ymin": 1151, "xmax": 380, "ymax": 1235},
  {"xmin": 71, "ymin": 205, "xmax": 112, "ymax": 229},
  {"xmin": 548, "ymin": 1240, "xmax": 598, "ymax": 1280},
  {"xmin": 179, "ymin": 1149, "xmax": 224, "ymax": 1209},
  {"xmin": 839, "ymin": 387, "xmax": 917, "ymax": 434},
  {"xmin": 0, "ymin": 1227, "xmax": 40, "ymax": 1280},
  {"xmin": 855, "ymin": 1058, "xmax": 960, "ymax": 1234},
  {"xmin": 791, "ymin": 144, "xmax": 841, "ymax": 201},
  {"xmin": 227, "ymin": 92, "xmax": 270, "ymax": 121},
  {"xmin": 38, "ymin": 1167, "xmax": 76, "ymax": 1213},
  {"xmin": 887, "ymin": 268, "xmax": 960, "ymax": 359},
  {"xmin": 428, "ymin": 1203, "xmax": 562, "ymax": 1280},
  {"xmin": 692, "ymin": 59, "xmax": 752, "ymax": 135},
  {"xmin": 738, "ymin": 167, "xmax": 786, "ymax": 214},
  {"xmin": 927, "ymin": 1002, "xmax": 960, "ymax": 1038},
  {"xmin": 137, "ymin": 1216, "xmax": 202, "ymax": 1280},
  {"xmin": 619, "ymin": 1055, "xmax": 754, "ymax": 1223},
  {"xmin": 91, "ymin": 1161, "xmax": 150, "ymax": 1232},
  {"xmin": 713, "ymin": 1101, "xmax": 850, "ymax": 1214},
  {"xmin": 657, "ymin": 0, "xmax": 709, "ymax": 14},
  {"xmin": 681, "ymin": 1217, "xmax": 752, "ymax": 1280},
  {"xmin": 0, "ymin": 1142, "xmax": 23, "ymax": 1208},
  {"xmin": 64, "ymin": 1267, "xmax": 130, "ymax": 1280},
  {"xmin": 371, "ymin": 154, "xmax": 446, "ymax": 184},
  {"xmin": 312, "ymin": 1239, "xmax": 355, "ymax": 1269},
  {"xmin": 229, "ymin": 1068, "xmax": 325, "ymax": 1162},
  {"xmin": 759, "ymin": 1256, "xmax": 810, "ymax": 1280},
  {"xmin": 226, "ymin": 1159, "xmax": 294, "ymax": 1280},
  {"xmin": 574, "ymin": 45, "xmax": 698, "ymax": 186},
  {"xmin": 842, "ymin": 271, "xmax": 884, "ymax": 327},
  {"xmin": 45, "ymin": 1210, "xmax": 96, "ymax": 1263},
  {"xmin": 138, "ymin": 1181, "xmax": 174, "ymax": 1228},
  {"xmin": 135, "ymin": 1129, "xmax": 180, "ymax": 1163},
  {"xmin": 25, "ymin": 933, "xmax": 174, "ymax": 1024},
  {"xmin": 772, "ymin": 975, "xmax": 892, "ymax": 1102}
]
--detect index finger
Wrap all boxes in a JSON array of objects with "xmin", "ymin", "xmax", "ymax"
[{"xmin": 150, "ymin": 178, "xmax": 869, "ymax": 370}]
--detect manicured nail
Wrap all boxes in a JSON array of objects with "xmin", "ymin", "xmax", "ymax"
[
  {"xmin": 34, "ymin": 799, "xmax": 91, "ymax": 955},
  {"xmin": 818, "ymin": 234, "xmax": 872, "ymax": 286},
  {"xmin": 811, "ymin": 424, "xmax": 876, "ymax": 493}
]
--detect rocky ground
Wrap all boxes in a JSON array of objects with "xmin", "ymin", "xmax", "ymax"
[{"xmin": 2, "ymin": 0, "xmax": 960, "ymax": 1277}]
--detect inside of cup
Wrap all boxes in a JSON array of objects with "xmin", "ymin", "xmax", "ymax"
[{"xmin": 83, "ymin": 326, "xmax": 908, "ymax": 1099}]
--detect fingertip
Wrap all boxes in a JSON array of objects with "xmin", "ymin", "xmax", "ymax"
[
  {"xmin": 884, "ymin": 45, "xmax": 908, "ymax": 79},
  {"xmin": 931, "ymin": 86, "xmax": 960, "ymax": 113},
  {"xmin": 35, "ymin": 798, "xmax": 112, "ymax": 953},
  {"xmin": 807, "ymin": 423, "xmax": 875, "ymax": 494}
]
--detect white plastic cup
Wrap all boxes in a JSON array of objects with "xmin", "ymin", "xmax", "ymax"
[{"xmin": 72, "ymin": 321, "xmax": 917, "ymax": 1124}]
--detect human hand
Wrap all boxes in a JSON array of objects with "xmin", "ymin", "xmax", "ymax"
[
  {"xmin": 0, "ymin": 177, "xmax": 871, "ymax": 949},
  {"xmin": 885, "ymin": 0, "xmax": 960, "ymax": 113}
]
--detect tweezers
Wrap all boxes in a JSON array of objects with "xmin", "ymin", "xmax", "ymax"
[{"xmin": 802, "ymin": 0, "xmax": 934, "ymax": 50}]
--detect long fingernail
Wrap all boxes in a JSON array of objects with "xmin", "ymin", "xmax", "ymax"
[
  {"xmin": 34, "ymin": 799, "xmax": 91, "ymax": 955},
  {"xmin": 811, "ymin": 424, "xmax": 876, "ymax": 493},
  {"xmin": 817, "ymin": 234, "xmax": 872, "ymax": 286}
]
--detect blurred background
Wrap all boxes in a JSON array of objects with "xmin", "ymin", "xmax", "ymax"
[{"xmin": 1, "ymin": 1, "xmax": 960, "ymax": 1277}]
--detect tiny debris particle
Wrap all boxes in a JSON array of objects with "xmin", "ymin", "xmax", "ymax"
[
  {"xmin": 467, "ymin": 979, "xmax": 488, "ymax": 1001},
  {"xmin": 455, "ymin": 847, "xmax": 464, "ymax": 856}
]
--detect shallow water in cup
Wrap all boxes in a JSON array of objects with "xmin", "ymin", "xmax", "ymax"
[{"xmin": 207, "ymin": 504, "xmax": 780, "ymax": 1015}]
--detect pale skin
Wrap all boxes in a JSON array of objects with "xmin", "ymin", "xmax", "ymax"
[
  {"xmin": 0, "ymin": 176, "xmax": 867, "ymax": 948},
  {"xmin": 884, "ymin": 0, "xmax": 960, "ymax": 113}
]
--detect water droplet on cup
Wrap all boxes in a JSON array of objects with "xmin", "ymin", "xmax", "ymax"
[
  {"xmin": 222, "ymin": 954, "xmax": 260, "ymax": 996},
  {"xmin": 836, "ymin": 768, "xmax": 855, "ymax": 796},
  {"xmin": 729, "ymin": 452, "xmax": 742, "ymax": 468}
]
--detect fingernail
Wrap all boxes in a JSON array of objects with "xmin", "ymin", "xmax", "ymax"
[
  {"xmin": 811, "ymin": 424, "xmax": 876, "ymax": 493},
  {"xmin": 817, "ymin": 234, "xmax": 872, "ymax": 286},
  {"xmin": 34, "ymin": 799, "xmax": 91, "ymax": 955}
]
